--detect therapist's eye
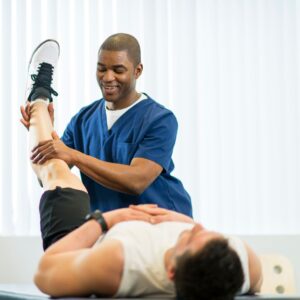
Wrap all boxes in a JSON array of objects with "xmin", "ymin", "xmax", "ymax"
[{"xmin": 114, "ymin": 67, "xmax": 126, "ymax": 74}]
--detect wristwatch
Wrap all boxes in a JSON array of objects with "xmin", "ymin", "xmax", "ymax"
[{"xmin": 85, "ymin": 210, "xmax": 108, "ymax": 233}]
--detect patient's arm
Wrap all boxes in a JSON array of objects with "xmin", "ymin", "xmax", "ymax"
[
  {"xmin": 245, "ymin": 242, "xmax": 263, "ymax": 293},
  {"xmin": 35, "ymin": 239, "xmax": 123, "ymax": 297},
  {"xmin": 35, "ymin": 207, "xmax": 152, "ymax": 297},
  {"xmin": 40, "ymin": 207, "xmax": 152, "ymax": 256}
]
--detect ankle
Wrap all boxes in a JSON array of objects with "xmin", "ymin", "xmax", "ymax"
[{"xmin": 30, "ymin": 98, "xmax": 50, "ymax": 106}]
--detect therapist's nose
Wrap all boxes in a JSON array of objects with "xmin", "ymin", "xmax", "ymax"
[{"xmin": 102, "ymin": 70, "xmax": 115, "ymax": 82}]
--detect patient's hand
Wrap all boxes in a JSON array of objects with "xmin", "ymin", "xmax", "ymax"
[
  {"xmin": 129, "ymin": 205, "xmax": 196, "ymax": 225},
  {"xmin": 103, "ymin": 206, "xmax": 155, "ymax": 229}
]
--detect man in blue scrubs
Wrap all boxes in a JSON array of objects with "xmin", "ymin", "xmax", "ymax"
[{"xmin": 23, "ymin": 33, "xmax": 193, "ymax": 217}]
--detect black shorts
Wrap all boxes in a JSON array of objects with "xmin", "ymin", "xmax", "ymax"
[{"xmin": 39, "ymin": 186, "xmax": 91, "ymax": 250}]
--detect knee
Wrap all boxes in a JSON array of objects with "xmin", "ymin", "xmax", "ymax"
[{"xmin": 38, "ymin": 159, "xmax": 69, "ymax": 182}]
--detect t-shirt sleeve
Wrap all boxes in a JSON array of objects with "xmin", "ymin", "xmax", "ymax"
[
  {"xmin": 61, "ymin": 116, "xmax": 76, "ymax": 149},
  {"xmin": 133, "ymin": 112, "xmax": 178, "ymax": 172}
]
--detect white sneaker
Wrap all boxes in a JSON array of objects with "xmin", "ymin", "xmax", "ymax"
[{"xmin": 26, "ymin": 39, "xmax": 60, "ymax": 102}]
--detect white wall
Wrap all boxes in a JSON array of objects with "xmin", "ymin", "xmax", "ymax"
[{"xmin": 0, "ymin": 0, "xmax": 300, "ymax": 235}]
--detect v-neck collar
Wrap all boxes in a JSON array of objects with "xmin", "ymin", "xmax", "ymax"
[
  {"xmin": 100, "ymin": 95, "xmax": 151, "ymax": 134},
  {"xmin": 99, "ymin": 101, "xmax": 109, "ymax": 138}
]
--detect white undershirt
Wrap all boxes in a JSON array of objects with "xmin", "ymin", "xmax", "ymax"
[{"xmin": 105, "ymin": 93, "xmax": 147, "ymax": 130}]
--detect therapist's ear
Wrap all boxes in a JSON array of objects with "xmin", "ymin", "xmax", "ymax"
[{"xmin": 134, "ymin": 63, "xmax": 143, "ymax": 79}]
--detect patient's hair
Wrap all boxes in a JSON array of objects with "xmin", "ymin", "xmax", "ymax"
[
  {"xmin": 99, "ymin": 33, "xmax": 141, "ymax": 67},
  {"xmin": 174, "ymin": 238, "xmax": 244, "ymax": 300}
]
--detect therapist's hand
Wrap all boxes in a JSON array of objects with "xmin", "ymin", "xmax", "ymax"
[
  {"xmin": 31, "ymin": 131, "xmax": 75, "ymax": 165},
  {"xmin": 129, "ymin": 205, "xmax": 196, "ymax": 225},
  {"xmin": 20, "ymin": 102, "xmax": 54, "ymax": 130}
]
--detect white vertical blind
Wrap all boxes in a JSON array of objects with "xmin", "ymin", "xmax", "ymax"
[{"xmin": 0, "ymin": 0, "xmax": 299, "ymax": 235}]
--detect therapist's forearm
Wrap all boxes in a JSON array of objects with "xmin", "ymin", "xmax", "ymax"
[{"xmin": 72, "ymin": 150, "xmax": 152, "ymax": 194}]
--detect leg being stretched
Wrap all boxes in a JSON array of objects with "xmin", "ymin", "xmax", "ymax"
[
  {"xmin": 26, "ymin": 40, "xmax": 91, "ymax": 250},
  {"xmin": 29, "ymin": 101, "xmax": 86, "ymax": 192}
]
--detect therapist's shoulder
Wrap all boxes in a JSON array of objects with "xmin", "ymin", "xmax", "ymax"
[
  {"xmin": 142, "ymin": 94, "xmax": 178, "ymax": 124},
  {"xmin": 68, "ymin": 98, "xmax": 104, "ymax": 124},
  {"xmin": 77, "ymin": 98, "xmax": 104, "ymax": 116}
]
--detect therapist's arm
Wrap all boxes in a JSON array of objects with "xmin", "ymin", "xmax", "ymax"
[
  {"xmin": 71, "ymin": 153, "xmax": 162, "ymax": 194},
  {"xmin": 31, "ymin": 135, "xmax": 162, "ymax": 194}
]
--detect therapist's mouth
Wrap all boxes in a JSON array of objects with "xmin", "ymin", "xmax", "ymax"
[{"xmin": 102, "ymin": 85, "xmax": 119, "ymax": 94}]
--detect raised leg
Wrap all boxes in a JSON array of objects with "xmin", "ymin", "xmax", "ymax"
[
  {"xmin": 29, "ymin": 101, "xmax": 86, "ymax": 192},
  {"xmin": 25, "ymin": 40, "xmax": 90, "ymax": 250}
]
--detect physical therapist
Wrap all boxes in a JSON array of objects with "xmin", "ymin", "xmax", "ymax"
[{"xmin": 26, "ymin": 33, "xmax": 193, "ymax": 217}]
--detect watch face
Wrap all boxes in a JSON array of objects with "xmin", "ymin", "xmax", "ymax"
[
  {"xmin": 85, "ymin": 210, "xmax": 101, "ymax": 220},
  {"xmin": 94, "ymin": 211, "xmax": 102, "ymax": 219},
  {"xmin": 85, "ymin": 210, "xmax": 108, "ymax": 232}
]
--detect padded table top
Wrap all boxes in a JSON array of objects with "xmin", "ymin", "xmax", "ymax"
[{"xmin": 0, "ymin": 284, "xmax": 300, "ymax": 300}]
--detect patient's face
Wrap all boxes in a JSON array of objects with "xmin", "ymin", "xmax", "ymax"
[{"xmin": 173, "ymin": 224, "xmax": 223, "ymax": 258}]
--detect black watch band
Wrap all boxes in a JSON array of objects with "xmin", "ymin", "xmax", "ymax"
[{"xmin": 85, "ymin": 210, "xmax": 108, "ymax": 233}]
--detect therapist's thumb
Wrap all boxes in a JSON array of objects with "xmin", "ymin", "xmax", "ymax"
[{"xmin": 51, "ymin": 131, "xmax": 60, "ymax": 140}]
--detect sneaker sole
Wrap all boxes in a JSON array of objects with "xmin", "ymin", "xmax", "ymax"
[{"xmin": 27, "ymin": 39, "xmax": 60, "ymax": 71}]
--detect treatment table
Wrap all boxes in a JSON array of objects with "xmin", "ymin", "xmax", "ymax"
[{"xmin": 0, "ymin": 284, "xmax": 299, "ymax": 300}]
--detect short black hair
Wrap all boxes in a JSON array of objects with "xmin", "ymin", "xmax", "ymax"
[
  {"xmin": 99, "ymin": 33, "xmax": 141, "ymax": 66},
  {"xmin": 174, "ymin": 238, "xmax": 244, "ymax": 300}
]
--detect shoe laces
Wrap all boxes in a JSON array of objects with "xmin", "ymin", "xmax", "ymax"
[{"xmin": 30, "ymin": 62, "xmax": 58, "ymax": 99}]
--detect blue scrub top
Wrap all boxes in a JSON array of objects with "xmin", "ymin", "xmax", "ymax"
[{"xmin": 61, "ymin": 95, "xmax": 193, "ymax": 217}]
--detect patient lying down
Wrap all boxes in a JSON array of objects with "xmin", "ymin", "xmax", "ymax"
[{"xmin": 34, "ymin": 199, "xmax": 263, "ymax": 299}]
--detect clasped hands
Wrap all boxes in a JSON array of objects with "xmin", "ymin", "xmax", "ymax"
[{"xmin": 103, "ymin": 204, "xmax": 196, "ymax": 230}]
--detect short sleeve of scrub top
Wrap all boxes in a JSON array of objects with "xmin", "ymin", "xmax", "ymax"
[
  {"xmin": 133, "ymin": 112, "xmax": 178, "ymax": 173},
  {"xmin": 61, "ymin": 116, "xmax": 75, "ymax": 149}
]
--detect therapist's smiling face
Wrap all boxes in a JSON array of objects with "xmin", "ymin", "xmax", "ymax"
[{"xmin": 96, "ymin": 49, "xmax": 143, "ymax": 110}]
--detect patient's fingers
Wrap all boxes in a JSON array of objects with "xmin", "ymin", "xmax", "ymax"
[
  {"xmin": 130, "ymin": 204, "xmax": 158, "ymax": 209},
  {"xmin": 130, "ymin": 205, "xmax": 167, "ymax": 216},
  {"xmin": 149, "ymin": 215, "xmax": 167, "ymax": 224},
  {"xmin": 130, "ymin": 210, "xmax": 153, "ymax": 222},
  {"xmin": 118, "ymin": 208, "xmax": 153, "ymax": 224},
  {"xmin": 140, "ymin": 204, "xmax": 158, "ymax": 208}
]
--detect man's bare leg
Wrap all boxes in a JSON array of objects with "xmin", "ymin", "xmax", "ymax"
[
  {"xmin": 23, "ymin": 40, "xmax": 91, "ymax": 250},
  {"xmin": 29, "ymin": 101, "xmax": 86, "ymax": 192}
]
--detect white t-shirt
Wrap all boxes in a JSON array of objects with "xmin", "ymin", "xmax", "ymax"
[
  {"xmin": 105, "ymin": 93, "xmax": 147, "ymax": 130},
  {"xmin": 97, "ymin": 221, "xmax": 250, "ymax": 298}
]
